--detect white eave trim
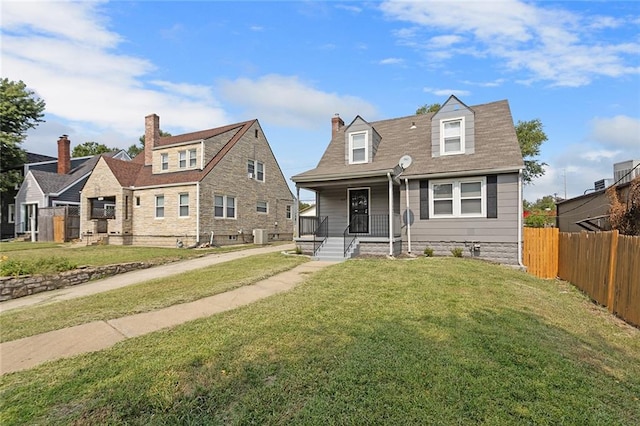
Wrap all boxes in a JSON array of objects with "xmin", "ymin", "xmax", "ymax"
[
  {"xmin": 406, "ymin": 166, "xmax": 524, "ymax": 180},
  {"xmin": 128, "ymin": 181, "xmax": 199, "ymax": 190},
  {"xmin": 153, "ymin": 140, "xmax": 205, "ymax": 150},
  {"xmin": 292, "ymin": 168, "xmax": 395, "ymax": 183}
]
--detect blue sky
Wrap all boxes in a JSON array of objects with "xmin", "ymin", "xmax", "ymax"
[{"xmin": 2, "ymin": 0, "xmax": 639, "ymax": 203}]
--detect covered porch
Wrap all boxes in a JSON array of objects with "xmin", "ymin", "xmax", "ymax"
[{"xmin": 295, "ymin": 178, "xmax": 403, "ymax": 259}]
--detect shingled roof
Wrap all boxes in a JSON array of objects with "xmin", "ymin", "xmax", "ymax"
[
  {"xmin": 30, "ymin": 152, "xmax": 118, "ymax": 195},
  {"xmin": 292, "ymin": 99, "xmax": 524, "ymax": 183},
  {"xmin": 101, "ymin": 120, "xmax": 255, "ymax": 188}
]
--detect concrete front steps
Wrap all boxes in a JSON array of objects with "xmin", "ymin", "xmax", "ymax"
[{"xmin": 313, "ymin": 237, "xmax": 359, "ymax": 261}]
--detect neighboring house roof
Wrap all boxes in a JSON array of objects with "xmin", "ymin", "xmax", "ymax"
[
  {"xmin": 26, "ymin": 152, "xmax": 57, "ymax": 163},
  {"xmin": 292, "ymin": 99, "xmax": 523, "ymax": 183},
  {"xmin": 29, "ymin": 152, "xmax": 122, "ymax": 196},
  {"xmin": 102, "ymin": 120, "xmax": 256, "ymax": 188}
]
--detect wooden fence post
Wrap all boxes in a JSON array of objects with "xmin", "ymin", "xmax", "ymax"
[{"xmin": 606, "ymin": 230, "xmax": 619, "ymax": 313}]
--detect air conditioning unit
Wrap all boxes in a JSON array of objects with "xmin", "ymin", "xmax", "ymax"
[
  {"xmin": 253, "ymin": 229, "xmax": 268, "ymax": 245},
  {"xmin": 248, "ymin": 172, "xmax": 254, "ymax": 179}
]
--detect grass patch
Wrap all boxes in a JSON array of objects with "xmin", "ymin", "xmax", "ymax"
[
  {"xmin": 0, "ymin": 253, "xmax": 307, "ymax": 342},
  {"xmin": 1, "ymin": 258, "xmax": 639, "ymax": 424},
  {"xmin": 0, "ymin": 243, "xmax": 278, "ymax": 276}
]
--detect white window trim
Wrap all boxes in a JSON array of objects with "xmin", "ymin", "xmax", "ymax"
[
  {"xmin": 286, "ymin": 205, "xmax": 292, "ymax": 220},
  {"xmin": 155, "ymin": 195, "xmax": 165, "ymax": 219},
  {"xmin": 440, "ymin": 117, "xmax": 465, "ymax": 156},
  {"xmin": 188, "ymin": 149, "xmax": 197, "ymax": 168},
  {"xmin": 179, "ymin": 193, "xmax": 189, "ymax": 218},
  {"xmin": 256, "ymin": 161, "xmax": 265, "ymax": 182},
  {"xmin": 214, "ymin": 195, "xmax": 236, "ymax": 219},
  {"xmin": 348, "ymin": 131, "xmax": 368, "ymax": 164},
  {"xmin": 161, "ymin": 153, "xmax": 169, "ymax": 170},
  {"xmin": 257, "ymin": 200, "xmax": 268, "ymax": 214},
  {"xmin": 429, "ymin": 177, "xmax": 486, "ymax": 218},
  {"xmin": 8, "ymin": 204, "xmax": 15, "ymax": 223},
  {"xmin": 247, "ymin": 159, "xmax": 255, "ymax": 179}
]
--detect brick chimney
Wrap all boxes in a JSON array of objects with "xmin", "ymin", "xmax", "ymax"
[
  {"xmin": 332, "ymin": 113, "xmax": 344, "ymax": 140},
  {"xmin": 57, "ymin": 135, "xmax": 71, "ymax": 174},
  {"xmin": 144, "ymin": 114, "xmax": 160, "ymax": 166}
]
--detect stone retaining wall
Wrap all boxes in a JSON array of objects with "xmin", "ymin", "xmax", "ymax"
[{"xmin": 0, "ymin": 262, "xmax": 153, "ymax": 302}]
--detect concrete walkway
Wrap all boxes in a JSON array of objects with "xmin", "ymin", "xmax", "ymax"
[{"xmin": 0, "ymin": 245, "xmax": 336, "ymax": 375}]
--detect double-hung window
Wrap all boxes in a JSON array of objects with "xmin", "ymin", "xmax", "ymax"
[
  {"xmin": 256, "ymin": 162, "xmax": 264, "ymax": 181},
  {"xmin": 257, "ymin": 201, "xmax": 268, "ymax": 213},
  {"xmin": 430, "ymin": 178, "xmax": 485, "ymax": 218},
  {"xmin": 179, "ymin": 193, "xmax": 189, "ymax": 217},
  {"xmin": 286, "ymin": 205, "xmax": 292, "ymax": 219},
  {"xmin": 155, "ymin": 195, "xmax": 164, "ymax": 218},
  {"xmin": 349, "ymin": 131, "xmax": 367, "ymax": 164},
  {"xmin": 214, "ymin": 195, "xmax": 236, "ymax": 219},
  {"xmin": 179, "ymin": 149, "xmax": 197, "ymax": 169},
  {"xmin": 440, "ymin": 118, "xmax": 465, "ymax": 155},
  {"xmin": 161, "ymin": 153, "xmax": 169, "ymax": 170},
  {"xmin": 247, "ymin": 159, "xmax": 265, "ymax": 181}
]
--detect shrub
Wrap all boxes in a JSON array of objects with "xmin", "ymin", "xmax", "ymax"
[
  {"xmin": 294, "ymin": 246, "xmax": 303, "ymax": 255},
  {"xmin": 423, "ymin": 247, "xmax": 434, "ymax": 257},
  {"xmin": 450, "ymin": 247, "xmax": 463, "ymax": 258}
]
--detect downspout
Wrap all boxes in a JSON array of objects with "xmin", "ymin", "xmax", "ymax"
[
  {"xmin": 295, "ymin": 186, "xmax": 300, "ymax": 239},
  {"xmin": 518, "ymin": 170, "xmax": 524, "ymax": 268},
  {"xmin": 196, "ymin": 182, "xmax": 200, "ymax": 244},
  {"xmin": 200, "ymin": 141, "xmax": 205, "ymax": 169},
  {"xmin": 387, "ymin": 172, "xmax": 393, "ymax": 256},
  {"xmin": 405, "ymin": 178, "xmax": 411, "ymax": 254}
]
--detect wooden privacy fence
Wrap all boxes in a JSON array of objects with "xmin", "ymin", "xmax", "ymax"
[
  {"xmin": 524, "ymin": 228, "xmax": 640, "ymax": 327},
  {"xmin": 558, "ymin": 231, "xmax": 640, "ymax": 327},
  {"xmin": 523, "ymin": 228, "xmax": 559, "ymax": 279}
]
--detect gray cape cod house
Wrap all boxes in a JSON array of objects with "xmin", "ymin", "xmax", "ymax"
[{"xmin": 292, "ymin": 96, "xmax": 525, "ymax": 264}]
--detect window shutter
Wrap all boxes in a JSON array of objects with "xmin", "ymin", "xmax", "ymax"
[
  {"xmin": 487, "ymin": 175, "xmax": 498, "ymax": 218},
  {"xmin": 420, "ymin": 180, "xmax": 429, "ymax": 219}
]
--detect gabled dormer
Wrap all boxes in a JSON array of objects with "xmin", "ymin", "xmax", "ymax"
[
  {"xmin": 343, "ymin": 116, "xmax": 382, "ymax": 165},
  {"xmin": 431, "ymin": 95, "xmax": 475, "ymax": 157}
]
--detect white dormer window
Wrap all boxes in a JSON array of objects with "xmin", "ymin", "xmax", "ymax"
[
  {"xmin": 440, "ymin": 117, "xmax": 465, "ymax": 155},
  {"xmin": 349, "ymin": 131, "xmax": 368, "ymax": 164}
]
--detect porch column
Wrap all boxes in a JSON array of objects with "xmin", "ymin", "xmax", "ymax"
[
  {"xmin": 30, "ymin": 204, "xmax": 36, "ymax": 242},
  {"xmin": 388, "ymin": 173, "xmax": 393, "ymax": 256},
  {"xmin": 295, "ymin": 186, "xmax": 300, "ymax": 239}
]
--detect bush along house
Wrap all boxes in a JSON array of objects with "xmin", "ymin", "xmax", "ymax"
[
  {"xmin": 292, "ymin": 96, "xmax": 525, "ymax": 263},
  {"xmin": 80, "ymin": 114, "xmax": 294, "ymax": 247}
]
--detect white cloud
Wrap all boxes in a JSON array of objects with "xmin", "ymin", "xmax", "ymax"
[
  {"xmin": 218, "ymin": 74, "xmax": 377, "ymax": 129},
  {"xmin": 380, "ymin": 0, "xmax": 640, "ymax": 87},
  {"xmin": 423, "ymin": 87, "xmax": 471, "ymax": 97},
  {"xmin": 335, "ymin": 4, "xmax": 362, "ymax": 14},
  {"xmin": 1, "ymin": 1, "xmax": 230, "ymax": 146},
  {"xmin": 590, "ymin": 116, "xmax": 640, "ymax": 150},
  {"xmin": 579, "ymin": 149, "xmax": 621, "ymax": 162},
  {"xmin": 379, "ymin": 57, "xmax": 404, "ymax": 65},
  {"xmin": 428, "ymin": 35, "xmax": 464, "ymax": 48},
  {"xmin": 250, "ymin": 25, "xmax": 264, "ymax": 31},
  {"xmin": 462, "ymin": 79, "xmax": 506, "ymax": 88}
]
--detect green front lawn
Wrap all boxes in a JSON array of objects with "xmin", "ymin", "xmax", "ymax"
[
  {"xmin": 0, "ymin": 242, "xmax": 281, "ymax": 276},
  {"xmin": 1, "ymin": 258, "xmax": 639, "ymax": 424},
  {"xmin": 0, "ymin": 252, "xmax": 307, "ymax": 342}
]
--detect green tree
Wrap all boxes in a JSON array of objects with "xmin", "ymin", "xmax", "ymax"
[
  {"xmin": 0, "ymin": 78, "xmax": 45, "ymax": 192},
  {"xmin": 515, "ymin": 119, "xmax": 548, "ymax": 185},
  {"xmin": 416, "ymin": 103, "xmax": 441, "ymax": 114},
  {"xmin": 72, "ymin": 141, "xmax": 117, "ymax": 157},
  {"xmin": 523, "ymin": 194, "xmax": 557, "ymax": 228},
  {"xmin": 128, "ymin": 130, "xmax": 172, "ymax": 158}
]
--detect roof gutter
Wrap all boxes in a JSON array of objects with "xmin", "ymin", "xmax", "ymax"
[
  {"xmin": 518, "ymin": 169, "xmax": 525, "ymax": 268},
  {"xmin": 292, "ymin": 168, "xmax": 395, "ymax": 183},
  {"xmin": 405, "ymin": 166, "xmax": 524, "ymax": 181}
]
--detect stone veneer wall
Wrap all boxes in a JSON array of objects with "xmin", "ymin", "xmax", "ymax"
[
  {"xmin": 405, "ymin": 241, "xmax": 519, "ymax": 264},
  {"xmin": 0, "ymin": 262, "xmax": 153, "ymax": 302}
]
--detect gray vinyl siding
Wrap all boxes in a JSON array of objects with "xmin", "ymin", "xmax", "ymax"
[
  {"xmin": 318, "ymin": 183, "xmax": 398, "ymax": 236},
  {"xmin": 404, "ymin": 173, "xmax": 519, "ymax": 243},
  {"xmin": 431, "ymin": 97, "xmax": 475, "ymax": 157},
  {"xmin": 52, "ymin": 178, "xmax": 86, "ymax": 204},
  {"xmin": 344, "ymin": 117, "xmax": 375, "ymax": 164}
]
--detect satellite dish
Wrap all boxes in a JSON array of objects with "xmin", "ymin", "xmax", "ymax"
[{"xmin": 398, "ymin": 155, "xmax": 413, "ymax": 169}]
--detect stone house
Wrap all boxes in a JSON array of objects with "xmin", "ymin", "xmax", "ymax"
[
  {"xmin": 292, "ymin": 96, "xmax": 525, "ymax": 264},
  {"xmin": 12, "ymin": 136, "xmax": 129, "ymax": 240},
  {"xmin": 80, "ymin": 115, "xmax": 294, "ymax": 247}
]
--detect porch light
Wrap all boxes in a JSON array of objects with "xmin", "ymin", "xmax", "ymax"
[{"xmin": 410, "ymin": 122, "xmax": 416, "ymax": 129}]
